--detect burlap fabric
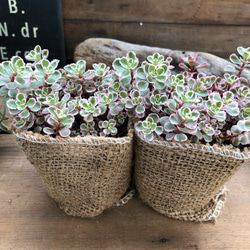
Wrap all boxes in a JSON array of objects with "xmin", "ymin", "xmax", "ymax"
[
  {"xmin": 14, "ymin": 129, "xmax": 133, "ymax": 218},
  {"xmin": 134, "ymin": 129, "xmax": 250, "ymax": 222}
]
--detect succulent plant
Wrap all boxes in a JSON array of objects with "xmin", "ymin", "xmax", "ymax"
[{"xmin": 1, "ymin": 45, "xmax": 250, "ymax": 149}]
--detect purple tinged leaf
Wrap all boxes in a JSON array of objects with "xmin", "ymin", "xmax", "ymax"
[
  {"xmin": 244, "ymin": 120, "xmax": 250, "ymax": 131},
  {"xmin": 9, "ymin": 108, "xmax": 21, "ymax": 115},
  {"xmin": 164, "ymin": 122, "xmax": 176, "ymax": 132},
  {"xmin": 154, "ymin": 80, "xmax": 165, "ymax": 89},
  {"xmin": 136, "ymin": 122, "xmax": 143, "ymax": 131},
  {"xmin": 61, "ymin": 117, "xmax": 74, "ymax": 125},
  {"xmin": 19, "ymin": 109, "xmax": 29, "ymax": 119},
  {"xmin": 47, "ymin": 117, "xmax": 59, "ymax": 126},
  {"xmin": 174, "ymin": 133, "xmax": 188, "ymax": 142},
  {"xmin": 145, "ymin": 133, "xmax": 154, "ymax": 141},
  {"xmin": 169, "ymin": 114, "xmax": 179, "ymax": 125},
  {"xmin": 136, "ymin": 67, "xmax": 146, "ymax": 79},
  {"xmin": 27, "ymin": 98, "xmax": 36, "ymax": 108},
  {"xmin": 125, "ymin": 100, "xmax": 134, "ymax": 109},
  {"xmin": 0, "ymin": 86, "xmax": 9, "ymax": 95},
  {"xmin": 136, "ymin": 105, "xmax": 145, "ymax": 114},
  {"xmin": 113, "ymin": 59, "xmax": 124, "ymax": 72},
  {"xmin": 110, "ymin": 127, "xmax": 118, "ymax": 135},
  {"xmin": 36, "ymin": 117, "xmax": 45, "ymax": 125},
  {"xmin": 59, "ymin": 128, "xmax": 71, "ymax": 138},
  {"xmin": 148, "ymin": 113, "xmax": 159, "ymax": 123},
  {"xmin": 43, "ymin": 127, "xmax": 55, "ymax": 135},
  {"xmin": 230, "ymin": 54, "xmax": 242, "ymax": 65},
  {"xmin": 231, "ymin": 125, "xmax": 242, "ymax": 134},
  {"xmin": 203, "ymin": 134, "xmax": 212, "ymax": 142},
  {"xmin": 137, "ymin": 81, "xmax": 148, "ymax": 91},
  {"xmin": 226, "ymin": 106, "xmax": 239, "ymax": 116},
  {"xmin": 231, "ymin": 137, "xmax": 240, "ymax": 146},
  {"xmin": 165, "ymin": 133, "xmax": 175, "ymax": 141},
  {"xmin": 155, "ymin": 126, "xmax": 163, "ymax": 135},
  {"xmin": 7, "ymin": 81, "xmax": 18, "ymax": 89},
  {"xmin": 7, "ymin": 100, "xmax": 17, "ymax": 109},
  {"xmin": 17, "ymin": 93, "xmax": 26, "ymax": 102},
  {"xmin": 156, "ymin": 75, "xmax": 166, "ymax": 83},
  {"xmin": 30, "ymin": 102, "xmax": 41, "ymax": 112},
  {"xmin": 239, "ymin": 134, "xmax": 248, "ymax": 144}
]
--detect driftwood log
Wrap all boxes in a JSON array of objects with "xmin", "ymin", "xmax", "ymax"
[{"xmin": 74, "ymin": 38, "xmax": 232, "ymax": 77}]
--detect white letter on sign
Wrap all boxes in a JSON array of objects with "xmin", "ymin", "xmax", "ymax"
[
  {"xmin": 0, "ymin": 22, "xmax": 8, "ymax": 37},
  {"xmin": 8, "ymin": 0, "xmax": 18, "ymax": 14}
]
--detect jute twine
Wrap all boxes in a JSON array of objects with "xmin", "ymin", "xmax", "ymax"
[
  {"xmin": 134, "ymin": 129, "xmax": 250, "ymax": 222},
  {"xmin": 14, "ymin": 128, "xmax": 134, "ymax": 218}
]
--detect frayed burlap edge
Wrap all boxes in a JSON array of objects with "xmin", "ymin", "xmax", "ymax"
[
  {"xmin": 135, "ymin": 130, "xmax": 250, "ymax": 160},
  {"xmin": 14, "ymin": 127, "xmax": 134, "ymax": 218},
  {"xmin": 134, "ymin": 129, "xmax": 250, "ymax": 222}
]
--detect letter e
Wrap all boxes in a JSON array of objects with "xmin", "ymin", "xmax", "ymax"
[{"xmin": 0, "ymin": 47, "xmax": 8, "ymax": 60}]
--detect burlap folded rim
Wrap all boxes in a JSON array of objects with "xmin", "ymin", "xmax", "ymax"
[
  {"xmin": 134, "ymin": 129, "xmax": 250, "ymax": 222},
  {"xmin": 14, "ymin": 127, "xmax": 134, "ymax": 218}
]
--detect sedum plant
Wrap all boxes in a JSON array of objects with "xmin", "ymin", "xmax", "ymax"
[
  {"xmin": 1, "ymin": 45, "xmax": 250, "ymax": 149},
  {"xmin": 132, "ymin": 47, "xmax": 250, "ymax": 148},
  {"xmin": 0, "ymin": 46, "xmax": 138, "ymax": 138}
]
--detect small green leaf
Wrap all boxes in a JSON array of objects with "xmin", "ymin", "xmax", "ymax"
[
  {"xmin": 164, "ymin": 123, "xmax": 176, "ymax": 131},
  {"xmin": 244, "ymin": 121, "xmax": 250, "ymax": 131},
  {"xmin": 7, "ymin": 81, "xmax": 17, "ymax": 89},
  {"xmin": 17, "ymin": 93, "xmax": 25, "ymax": 102},
  {"xmin": 169, "ymin": 114, "xmax": 179, "ymax": 125},
  {"xmin": 27, "ymin": 98, "xmax": 36, "ymax": 108},
  {"xmin": 137, "ymin": 81, "xmax": 148, "ymax": 91},
  {"xmin": 43, "ymin": 127, "xmax": 55, "ymax": 135},
  {"xmin": 7, "ymin": 100, "xmax": 17, "ymax": 109},
  {"xmin": 136, "ymin": 105, "xmax": 145, "ymax": 114},
  {"xmin": 20, "ymin": 109, "xmax": 29, "ymax": 118},
  {"xmin": 154, "ymin": 80, "xmax": 165, "ymax": 89},
  {"xmin": 59, "ymin": 128, "xmax": 71, "ymax": 137},
  {"xmin": 145, "ymin": 133, "xmax": 154, "ymax": 141},
  {"xmin": 148, "ymin": 113, "xmax": 159, "ymax": 123},
  {"xmin": 240, "ymin": 135, "xmax": 247, "ymax": 144},
  {"xmin": 136, "ymin": 67, "xmax": 146, "ymax": 79},
  {"xmin": 203, "ymin": 133, "xmax": 212, "ymax": 142},
  {"xmin": 30, "ymin": 102, "xmax": 41, "ymax": 112},
  {"xmin": 174, "ymin": 133, "xmax": 188, "ymax": 142},
  {"xmin": 230, "ymin": 54, "xmax": 242, "ymax": 65},
  {"xmin": 113, "ymin": 59, "xmax": 124, "ymax": 71},
  {"xmin": 155, "ymin": 126, "xmax": 163, "ymax": 135}
]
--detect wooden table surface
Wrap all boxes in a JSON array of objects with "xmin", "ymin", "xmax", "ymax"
[{"xmin": 1, "ymin": 134, "xmax": 250, "ymax": 250}]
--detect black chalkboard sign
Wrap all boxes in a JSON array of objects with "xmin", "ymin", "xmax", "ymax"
[{"xmin": 0, "ymin": 0, "xmax": 66, "ymax": 67}]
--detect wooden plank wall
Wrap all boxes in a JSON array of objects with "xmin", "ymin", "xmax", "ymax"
[{"xmin": 61, "ymin": 0, "xmax": 250, "ymax": 62}]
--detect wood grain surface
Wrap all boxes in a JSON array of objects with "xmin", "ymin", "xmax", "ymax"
[
  {"xmin": 61, "ymin": 0, "xmax": 250, "ymax": 62},
  {"xmin": 0, "ymin": 134, "xmax": 250, "ymax": 249}
]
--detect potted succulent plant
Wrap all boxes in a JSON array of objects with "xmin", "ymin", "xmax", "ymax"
[
  {"xmin": 0, "ymin": 46, "xmax": 135, "ymax": 218},
  {"xmin": 1, "ymin": 45, "xmax": 250, "ymax": 221},
  {"xmin": 131, "ymin": 47, "xmax": 250, "ymax": 222}
]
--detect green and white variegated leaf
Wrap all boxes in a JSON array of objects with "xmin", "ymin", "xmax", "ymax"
[
  {"xmin": 164, "ymin": 122, "xmax": 176, "ymax": 132},
  {"xmin": 174, "ymin": 133, "xmax": 188, "ymax": 142},
  {"xmin": 59, "ymin": 128, "xmax": 71, "ymax": 138},
  {"xmin": 145, "ymin": 132, "xmax": 154, "ymax": 141}
]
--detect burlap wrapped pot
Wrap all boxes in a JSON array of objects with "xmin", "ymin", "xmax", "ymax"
[
  {"xmin": 134, "ymin": 128, "xmax": 250, "ymax": 222},
  {"xmin": 14, "ymin": 128, "xmax": 133, "ymax": 218}
]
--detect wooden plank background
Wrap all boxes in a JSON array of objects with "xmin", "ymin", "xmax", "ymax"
[{"xmin": 61, "ymin": 0, "xmax": 250, "ymax": 62}]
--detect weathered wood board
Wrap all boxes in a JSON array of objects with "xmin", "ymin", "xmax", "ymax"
[{"xmin": 61, "ymin": 0, "xmax": 250, "ymax": 62}]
